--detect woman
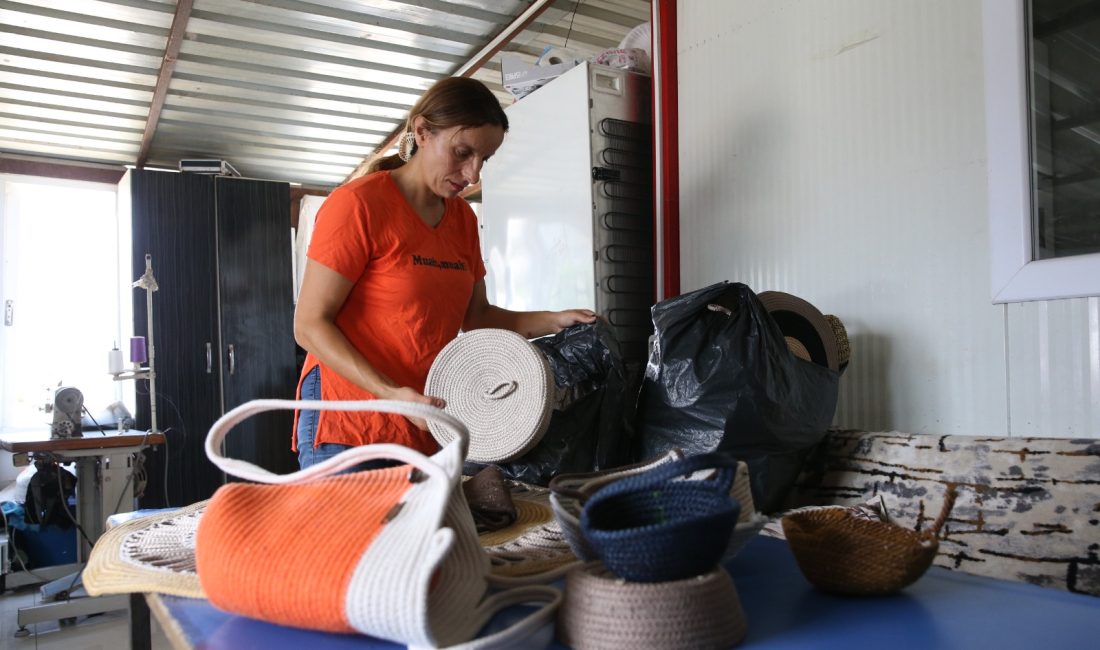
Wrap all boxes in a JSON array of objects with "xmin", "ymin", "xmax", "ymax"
[{"xmin": 293, "ymin": 77, "xmax": 596, "ymax": 468}]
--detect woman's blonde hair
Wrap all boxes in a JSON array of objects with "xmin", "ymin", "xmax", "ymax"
[{"xmin": 369, "ymin": 77, "xmax": 508, "ymax": 174}]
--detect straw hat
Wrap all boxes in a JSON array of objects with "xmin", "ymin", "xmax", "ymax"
[
  {"xmin": 425, "ymin": 329, "xmax": 554, "ymax": 463},
  {"xmin": 758, "ymin": 291, "xmax": 842, "ymax": 373}
]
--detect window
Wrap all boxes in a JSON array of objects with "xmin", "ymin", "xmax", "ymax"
[
  {"xmin": 984, "ymin": 0, "xmax": 1100, "ymax": 302},
  {"xmin": 0, "ymin": 176, "xmax": 131, "ymax": 434}
]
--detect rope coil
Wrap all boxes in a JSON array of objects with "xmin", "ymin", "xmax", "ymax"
[
  {"xmin": 426, "ymin": 329, "xmax": 554, "ymax": 463},
  {"xmin": 558, "ymin": 562, "xmax": 748, "ymax": 649}
]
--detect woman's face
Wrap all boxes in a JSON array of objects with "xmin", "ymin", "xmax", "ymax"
[{"xmin": 414, "ymin": 120, "xmax": 505, "ymax": 198}]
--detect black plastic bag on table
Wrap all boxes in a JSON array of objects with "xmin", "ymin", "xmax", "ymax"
[
  {"xmin": 465, "ymin": 321, "xmax": 632, "ymax": 486},
  {"xmin": 635, "ymin": 281, "xmax": 839, "ymax": 513}
]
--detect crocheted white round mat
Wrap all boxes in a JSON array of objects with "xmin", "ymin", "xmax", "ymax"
[
  {"xmin": 426, "ymin": 329, "xmax": 553, "ymax": 463},
  {"xmin": 83, "ymin": 500, "xmax": 207, "ymax": 599}
]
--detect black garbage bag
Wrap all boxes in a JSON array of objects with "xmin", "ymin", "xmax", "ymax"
[
  {"xmin": 465, "ymin": 321, "xmax": 633, "ymax": 485},
  {"xmin": 24, "ymin": 460, "xmax": 77, "ymax": 529},
  {"xmin": 635, "ymin": 281, "xmax": 839, "ymax": 513}
]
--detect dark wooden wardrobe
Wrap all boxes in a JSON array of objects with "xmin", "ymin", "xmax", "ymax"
[{"xmin": 122, "ymin": 168, "xmax": 298, "ymax": 507}]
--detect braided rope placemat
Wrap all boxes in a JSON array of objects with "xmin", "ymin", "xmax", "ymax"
[
  {"xmin": 83, "ymin": 500, "xmax": 207, "ymax": 599},
  {"xmin": 558, "ymin": 562, "xmax": 748, "ymax": 649},
  {"xmin": 426, "ymin": 329, "xmax": 554, "ymax": 463},
  {"xmin": 481, "ymin": 481, "xmax": 578, "ymax": 579},
  {"xmin": 478, "ymin": 498, "xmax": 554, "ymax": 547},
  {"xmin": 485, "ymin": 521, "xmax": 577, "ymax": 579}
]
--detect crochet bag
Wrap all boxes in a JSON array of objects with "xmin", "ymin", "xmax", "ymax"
[
  {"xmin": 581, "ymin": 453, "xmax": 741, "ymax": 582},
  {"xmin": 195, "ymin": 398, "xmax": 560, "ymax": 649}
]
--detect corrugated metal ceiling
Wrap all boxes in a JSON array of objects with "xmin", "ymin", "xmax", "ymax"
[{"xmin": 0, "ymin": 0, "xmax": 651, "ymax": 188}]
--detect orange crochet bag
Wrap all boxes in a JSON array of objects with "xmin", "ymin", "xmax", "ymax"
[{"xmin": 195, "ymin": 399, "xmax": 560, "ymax": 648}]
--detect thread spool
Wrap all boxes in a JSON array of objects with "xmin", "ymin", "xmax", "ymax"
[
  {"xmin": 108, "ymin": 346, "xmax": 123, "ymax": 374},
  {"xmin": 130, "ymin": 336, "xmax": 147, "ymax": 365}
]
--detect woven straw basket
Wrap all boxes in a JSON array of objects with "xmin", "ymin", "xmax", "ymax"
[{"xmin": 781, "ymin": 486, "xmax": 958, "ymax": 596}]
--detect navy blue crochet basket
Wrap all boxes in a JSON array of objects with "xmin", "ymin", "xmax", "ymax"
[{"xmin": 580, "ymin": 453, "xmax": 741, "ymax": 583}]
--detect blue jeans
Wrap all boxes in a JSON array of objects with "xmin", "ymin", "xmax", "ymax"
[{"xmin": 295, "ymin": 365, "xmax": 399, "ymax": 472}]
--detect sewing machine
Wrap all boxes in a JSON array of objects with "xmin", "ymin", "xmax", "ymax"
[
  {"xmin": 47, "ymin": 386, "xmax": 84, "ymax": 439},
  {"xmin": 1, "ymin": 428, "xmax": 165, "ymax": 636},
  {"xmin": 2, "ymin": 387, "xmax": 156, "ymax": 635}
]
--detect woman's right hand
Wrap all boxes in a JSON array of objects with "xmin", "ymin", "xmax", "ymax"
[{"xmin": 377, "ymin": 386, "xmax": 446, "ymax": 431}]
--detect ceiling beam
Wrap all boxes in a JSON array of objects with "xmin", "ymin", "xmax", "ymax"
[
  {"xmin": 0, "ymin": 156, "xmax": 125, "ymax": 184},
  {"xmin": 343, "ymin": 0, "xmax": 558, "ymax": 184},
  {"xmin": 451, "ymin": 0, "xmax": 558, "ymax": 79},
  {"xmin": 136, "ymin": 0, "xmax": 193, "ymax": 168}
]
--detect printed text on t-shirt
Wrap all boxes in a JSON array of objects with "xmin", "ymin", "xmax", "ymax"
[{"xmin": 411, "ymin": 254, "xmax": 467, "ymax": 271}]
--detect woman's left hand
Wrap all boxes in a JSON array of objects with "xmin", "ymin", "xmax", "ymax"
[{"xmin": 546, "ymin": 308, "xmax": 598, "ymax": 334}]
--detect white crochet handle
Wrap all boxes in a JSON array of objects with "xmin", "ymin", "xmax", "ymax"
[{"xmin": 205, "ymin": 398, "xmax": 469, "ymax": 484}]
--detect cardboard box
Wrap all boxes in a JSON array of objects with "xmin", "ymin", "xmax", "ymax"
[{"xmin": 501, "ymin": 51, "xmax": 580, "ymax": 100}]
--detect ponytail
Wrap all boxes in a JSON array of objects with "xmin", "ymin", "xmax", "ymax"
[{"xmin": 367, "ymin": 152, "xmax": 405, "ymax": 174}]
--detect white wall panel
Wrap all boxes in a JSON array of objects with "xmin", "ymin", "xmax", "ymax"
[
  {"xmin": 678, "ymin": 0, "xmax": 1100, "ymax": 438},
  {"xmin": 678, "ymin": 0, "xmax": 1010, "ymax": 435},
  {"xmin": 1006, "ymin": 298, "xmax": 1100, "ymax": 437}
]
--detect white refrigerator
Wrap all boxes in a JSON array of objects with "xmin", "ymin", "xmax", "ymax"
[{"xmin": 481, "ymin": 62, "xmax": 654, "ymax": 363}]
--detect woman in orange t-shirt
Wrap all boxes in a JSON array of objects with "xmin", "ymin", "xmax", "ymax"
[{"xmin": 293, "ymin": 77, "xmax": 596, "ymax": 468}]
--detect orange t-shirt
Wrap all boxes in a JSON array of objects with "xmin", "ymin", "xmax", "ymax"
[{"xmin": 297, "ymin": 171, "xmax": 486, "ymax": 453}]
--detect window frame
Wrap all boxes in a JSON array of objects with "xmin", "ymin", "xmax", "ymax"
[
  {"xmin": 984, "ymin": 0, "xmax": 1100, "ymax": 303},
  {"xmin": 0, "ymin": 173, "xmax": 130, "ymax": 434}
]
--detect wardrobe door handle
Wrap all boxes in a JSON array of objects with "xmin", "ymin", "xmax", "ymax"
[
  {"xmin": 206, "ymin": 342, "xmax": 213, "ymax": 374},
  {"xmin": 228, "ymin": 344, "xmax": 235, "ymax": 376}
]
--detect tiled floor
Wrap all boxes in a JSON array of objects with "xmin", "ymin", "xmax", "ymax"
[
  {"xmin": 0, "ymin": 584, "xmax": 172, "ymax": 650},
  {"xmin": 1, "ymin": 476, "xmax": 172, "ymax": 649}
]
